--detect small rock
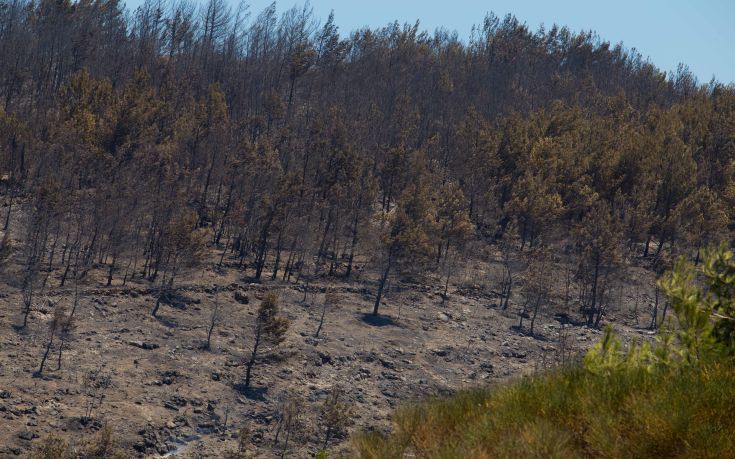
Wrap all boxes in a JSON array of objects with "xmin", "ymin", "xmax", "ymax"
[
  {"xmin": 18, "ymin": 431, "xmax": 38, "ymax": 441},
  {"xmin": 318, "ymin": 351, "xmax": 332, "ymax": 365},
  {"xmin": 381, "ymin": 371, "xmax": 399, "ymax": 380},
  {"xmin": 163, "ymin": 401, "xmax": 179, "ymax": 411},
  {"xmin": 381, "ymin": 389, "xmax": 397, "ymax": 398},
  {"xmin": 431, "ymin": 347, "xmax": 450, "ymax": 357},
  {"xmin": 129, "ymin": 341, "xmax": 159, "ymax": 350},
  {"xmin": 480, "ymin": 362, "xmax": 494, "ymax": 372},
  {"xmin": 234, "ymin": 290, "xmax": 250, "ymax": 304},
  {"xmin": 501, "ymin": 350, "xmax": 527, "ymax": 359}
]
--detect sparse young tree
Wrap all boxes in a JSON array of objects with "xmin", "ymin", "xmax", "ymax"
[
  {"xmin": 315, "ymin": 290, "xmax": 341, "ymax": 338},
  {"xmin": 518, "ymin": 249, "xmax": 553, "ymax": 335},
  {"xmin": 32, "ymin": 425, "xmax": 125, "ymax": 459},
  {"xmin": 498, "ymin": 235, "xmax": 515, "ymax": 310},
  {"xmin": 19, "ymin": 261, "xmax": 40, "ymax": 329},
  {"xmin": 243, "ymin": 292, "xmax": 289, "ymax": 389},
  {"xmin": 35, "ymin": 303, "xmax": 72, "ymax": 377},
  {"xmin": 318, "ymin": 386, "xmax": 355, "ymax": 449},
  {"xmin": 224, "ymin": 423, "xmax": 251, "ymax": 458},
  {"xmin": 30, "ymin": 436, "xmax": 71, "ymax": 459},
  {"xmin": 273, "ymin": 393, "xmax": 304, "ymax": 458},
  {"xmin": 78, "ymin": 424, "xmax": 125, "ymax": 458},
  {"xmin": 55, "ymin": 306, "xmax": 76, "ymax": 371},
  {"xmin": 0, "ymin": 231, "xmax": 13, "ymax": 266},
  {"xmin": 82, "ymin": 368, "xmax": 113, "ymax": 423},
  {"xmin": 204, "ymin": 286, "xmax": 221, "ymax": 350}
]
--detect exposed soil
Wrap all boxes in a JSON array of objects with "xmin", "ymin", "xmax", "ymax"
[{"xmin": 0, "ymin": 248, "xmax": 658, "ymax": 458}]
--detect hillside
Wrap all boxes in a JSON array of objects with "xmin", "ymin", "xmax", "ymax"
[
  {"xmin": 0, "ymin": 231, "xmax": 656, "ymax": 457},
  {"xmin": 353, "ymin": 247, "xmax": 735, "ymax": 458},
  {"xmin": 0, "ymin": 0, "xmax": 734, "ymax": 457}
]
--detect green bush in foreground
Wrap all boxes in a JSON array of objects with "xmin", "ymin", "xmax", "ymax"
[{"xmin": 353, "ymin": 245, "xmax": 735, "ymax": 459}]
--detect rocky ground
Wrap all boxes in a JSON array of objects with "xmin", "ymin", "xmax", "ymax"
[{"xmin": 0, "ymin": 249, "xmax": 659, "ymax": 458}]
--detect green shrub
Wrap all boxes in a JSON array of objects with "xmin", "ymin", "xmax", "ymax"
[{"xmin": 353, "ymin": 245, "xmax": 735, "ymax": 459}]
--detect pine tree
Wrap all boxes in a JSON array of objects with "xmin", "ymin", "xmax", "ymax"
[
  {"xmin": 373, "ymin": 172, "xmax": 437, "ymax": 316},
  {"xmin": 243, "ymin": 293, "xmax": 289, "ymax": 389}
]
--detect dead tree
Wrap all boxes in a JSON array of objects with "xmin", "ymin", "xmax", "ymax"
[
  {"xmin": 204, "ymin": 287, "xmax": 221, "ymax": 350},
  {"xmin": 499, "ymin": 240, "xmax": 513, "ymax": 310},
  {"xmin": 19, "ymin": 259, "xmax": 41, "ymax": 329},
  {"xmin": 55, "ymin": 308, "xmax": 76, "ymax": 371},
  {"xmin": 35, "ymin": 303, "xmax": 71, "ymax": 377},
  {"xmin": 315, "ymin": 291, "xmax": 340, "ymax": 338}
]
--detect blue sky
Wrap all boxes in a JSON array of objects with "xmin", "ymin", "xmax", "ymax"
[{"xmin": 124, "ymin": 0, "xmax": 735, "ymax": 84}]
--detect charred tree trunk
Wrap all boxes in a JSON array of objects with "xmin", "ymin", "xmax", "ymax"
[{"xmin": 372, "ymin": 254, "xmax": 393, "ymax": 316}]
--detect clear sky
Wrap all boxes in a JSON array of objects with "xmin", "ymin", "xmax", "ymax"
[{"xmin": 123, "ymin": 0, "xmax": 735, "ymax": 84}]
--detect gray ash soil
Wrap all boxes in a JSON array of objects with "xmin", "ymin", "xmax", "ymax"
[{"xmin": 0, "ymin": 254, "xmax": 657, "ymax": 458}]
